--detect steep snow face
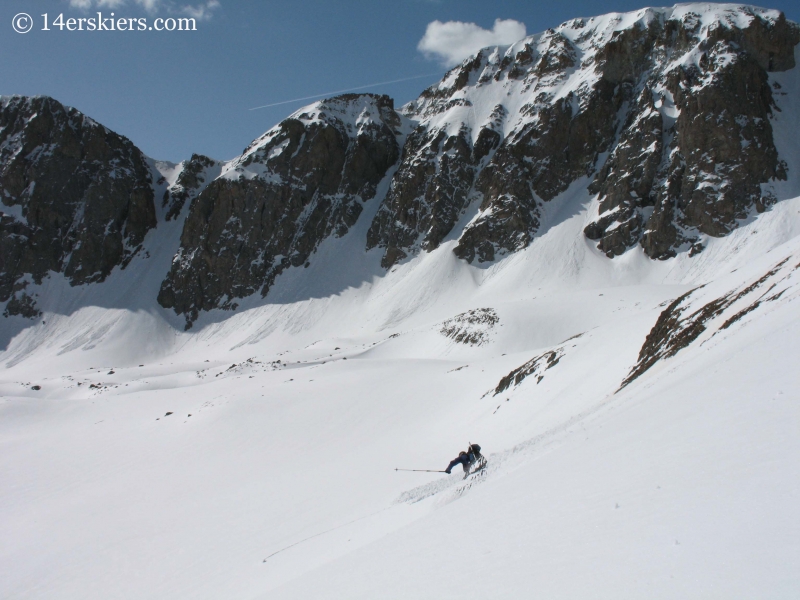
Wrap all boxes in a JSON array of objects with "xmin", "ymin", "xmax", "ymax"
[{"xmin": 367, "ymin": 4, "xmax": 799, "ymax": 266}]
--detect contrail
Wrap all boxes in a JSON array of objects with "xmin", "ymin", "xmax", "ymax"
[{"xmin": 248, "ymin": 72, "xmax": 444, "ymax": 111}]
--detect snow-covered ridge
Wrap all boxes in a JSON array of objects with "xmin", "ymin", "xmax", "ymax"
[
  {"xmin": 223, "ymin": 94, "xmax": 406, "ymax": 182},
  {"xmin": 0, "ymin": 94, "xmax": 106, "ymax": 131},
  {"xmin": 408, "ymin": 3, "xmax": 788, "ymax": 137},
  {"xmin": 364, "ymin": 2, "xmax": 799, "ymax": 268}
]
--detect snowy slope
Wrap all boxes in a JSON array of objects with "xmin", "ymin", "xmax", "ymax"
[
  {"xmin": 1, "ymin": 189, "xmax": 798, "ymax": 598},
  {"xmin": 2, "ymin": 4, "xmax": 800, "ymax": 600}
]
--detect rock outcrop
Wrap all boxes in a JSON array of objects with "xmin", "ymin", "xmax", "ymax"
[
  {"xmin": 366, "ymin": 123, "xmax": 482, "ymax": 268},
  {"xmin": 157, "ymin": 94, "xmax": 402, "ymax": 327},
  {"xmin": 0, "ymin": 95, "xmax": 156, "ymax": 317},
  {"xmin": 368, "ymin": 5, "xmax": 798, "ymax": 265},
  {"xmin": 584, "ymin": 8, "xmax": 798, "ymax": 259},
  {"xmin": 161, "ymin": 154, "xmax": 220, "ymax": 222},
  {"xmin": 620, "ymin": 255, "xmax": 793, "ymax": 389}
]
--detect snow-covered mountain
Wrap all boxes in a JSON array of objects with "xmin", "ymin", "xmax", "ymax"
[
  {"xmin": 389, "ymin": 4, "xmax": 799, "ymax": 265},
  {"xmin": 1, "ymin": 4, "xmax": 799, "ymax": 599},
  {"xmin": 3, "ymin": 4, "xmax": 798, "ymax": 328}
]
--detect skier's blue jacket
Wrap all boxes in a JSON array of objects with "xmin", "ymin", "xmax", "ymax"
[{"xmin": 445, "ymin": 444, "xmax": 482, "ymax": 474}]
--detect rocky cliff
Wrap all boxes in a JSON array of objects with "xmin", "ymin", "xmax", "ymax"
[
  {"xmin": 157, "ymin": 94, "xmax": 402, "ymax": 326},
  {"xmin": 371, "ymin": 5, "xmax": 798, "ymax": 265},
  {"xmin": 0, "ymin": 96, "xmax": 156, "ymax": 317},
  {"xmin": 1, "ymin": 4, "xmax": 798, "ymax": 326}
]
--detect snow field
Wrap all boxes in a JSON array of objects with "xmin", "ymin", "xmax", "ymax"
[{"xmin": 1, "ymin": 190, "xmax": 799, "ymax": 598}]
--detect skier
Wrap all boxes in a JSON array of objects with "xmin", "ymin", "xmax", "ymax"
[{"xmin": 444, "ymin": 443, "xmax": 483, "ymax": 474}]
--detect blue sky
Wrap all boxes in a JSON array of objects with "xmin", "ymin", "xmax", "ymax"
[{"xmin": 3, "ymin": 0, "xmax": 799, "ymax": 162}]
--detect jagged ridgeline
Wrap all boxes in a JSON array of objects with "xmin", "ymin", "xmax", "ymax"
[
  {"xmin": 378, "ymin": 5, "xmax": 798, "ymax": 264},
  {"xmin": 157, "ymin": 94, "xmax": 402, "ymax": 325},
  {"xmin": 1, "ymin": 5, "xmax": 798, "ymax": 327},
  {"xmin": 0, "ymin": 96, "xmax": 156, "ymax": 317}
]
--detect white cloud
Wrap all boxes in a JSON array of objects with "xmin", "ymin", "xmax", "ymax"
[
  {"xmin": 418, "ymin": 18, "xmax": 527, "ymax": 67},
  {"xmin": 136, "ymin": 0, "xmax": 163, "ymax": 13},
  {"xmin": 180, "ymin": 0, "xmax": 220, "ymax": 21},
  {"xmin": 69, "ymin": 0, "xmax": 126, "ymax": 8},
  {"xmin": 68, "ymin": 0, "xmax": 220, "ymax": 20}
]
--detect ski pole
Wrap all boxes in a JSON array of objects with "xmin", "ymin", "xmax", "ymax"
[{"xmin": 394, "ymin": 468, "xmax": 447, "ymax": 473}]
